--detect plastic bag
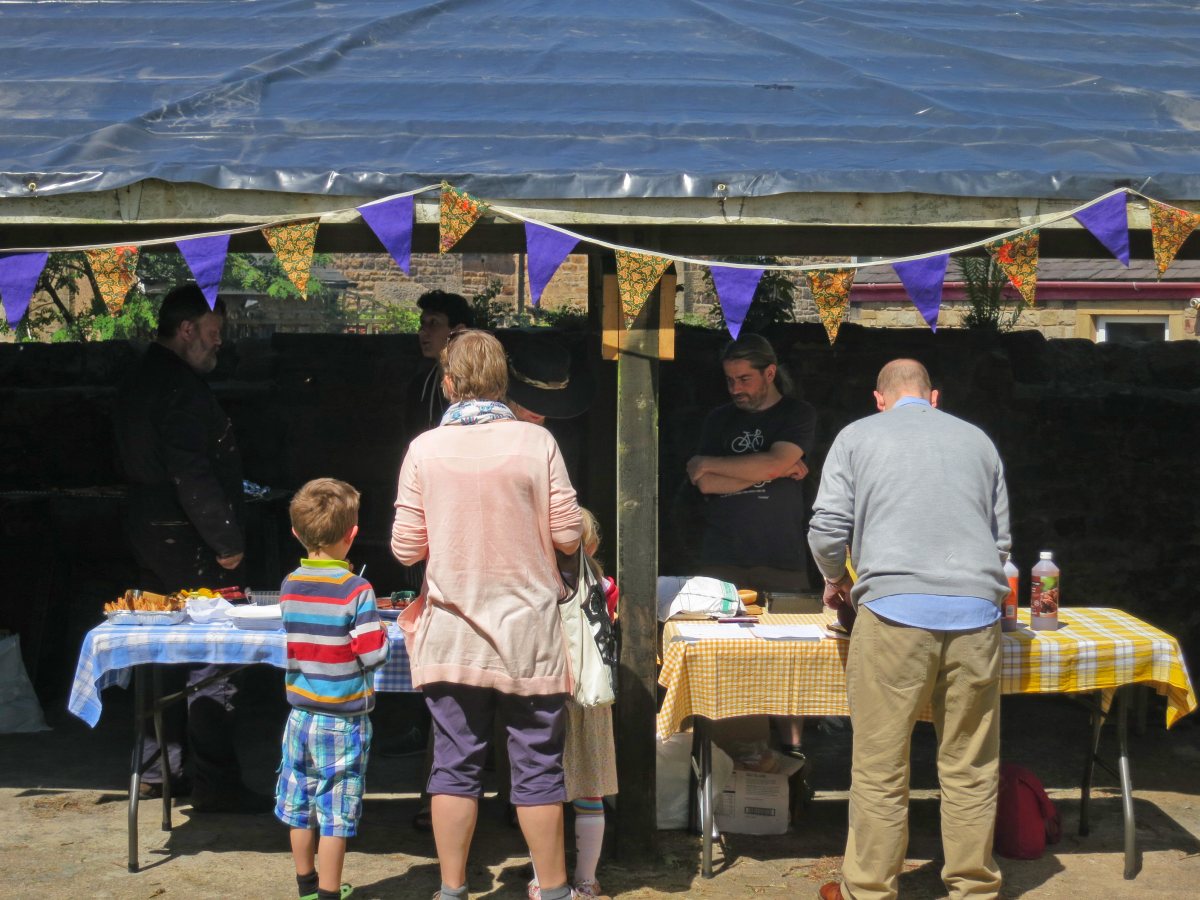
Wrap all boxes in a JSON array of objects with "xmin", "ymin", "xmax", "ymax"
[
  {"xmin": 656, "ymin": 576, "xmax": 742, "ymax": 622},
  {"xmin": 655, "ymin": 731, "xmax": 734, "ymax": 830},
  {"xmin": 0, "ymin": 634, "xmax": 50, "ymax": 733}
]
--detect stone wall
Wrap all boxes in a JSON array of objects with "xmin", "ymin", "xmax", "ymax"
[
  {"xmin": 333, "ymin": 251, "xmax": 590, "ymax": 313},
  {"xmin": 2, "ymin": 326, "xmax": 1197, "ymax": 699}
]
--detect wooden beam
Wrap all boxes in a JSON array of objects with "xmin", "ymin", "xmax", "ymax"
[
  {"xmin": 611, "ymin": 256, "xmax": 661, "ymax": 863},
  {"xmin": 601, "ymin": 267, "xmax": 677, "ymax": 361}
]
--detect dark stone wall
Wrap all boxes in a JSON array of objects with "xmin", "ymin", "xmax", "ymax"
[{"xmin": 2, "ymin": 324, "xmax": 1197, "ymax": 698}]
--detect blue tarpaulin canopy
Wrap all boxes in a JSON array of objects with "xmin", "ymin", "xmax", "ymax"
[{"xmin": 3, "ymin": 0, "xmax": 1200, "ymax": 204}]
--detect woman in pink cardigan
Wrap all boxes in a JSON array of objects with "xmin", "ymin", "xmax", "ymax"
[{"xmin": 391, "ymin": 330, "xmax": 582, "ymax": 900}]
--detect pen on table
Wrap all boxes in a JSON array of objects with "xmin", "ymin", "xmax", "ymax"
[{"xmin": 717, "ymin": 616, "xmax": 757, "ymax": 624}]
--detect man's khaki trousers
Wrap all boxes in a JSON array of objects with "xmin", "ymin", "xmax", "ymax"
[{"xmin": 842, "ymin": 606, "xmax": 1002, "ymax": 900}]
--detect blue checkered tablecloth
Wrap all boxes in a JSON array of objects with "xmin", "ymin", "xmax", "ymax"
[{"xmin": 69, "ymin": 620, "xmax": 414, "ymax": 727}]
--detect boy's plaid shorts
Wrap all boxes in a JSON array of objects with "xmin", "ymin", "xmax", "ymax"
[{"xmin": 274, "ymin": 708, "xmax": 372, "ymax": 837}]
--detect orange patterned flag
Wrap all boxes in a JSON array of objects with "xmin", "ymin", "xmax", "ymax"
[
  {"xmin": 615, "ymin": 250, "xmax": 672, "ymax": 328},
  {"xmin": 986, "ymin": 229, "xmax": 1040, "ymax": 307},
  {"xmin": 1149, "ymin": 200, "xmax": 1200, "ymax": 277},
  {"xmin": 439, "ymin": 182, "xmax": 489, "ymax": 253},
  {"xmin": 262, "ymin": 220, "xmax": 319, "ymax": 297},
  {"xmin": 805, "ymin": 267, "xmax": 856, "ymax": 344},
  {"xmin": 85, "ymin": 246, "xmax": 139, "ymax": 313}
]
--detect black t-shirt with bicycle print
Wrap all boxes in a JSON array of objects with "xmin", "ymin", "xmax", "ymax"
[{"xmin": 695, "ymin": 395, "xmax": 817, "ymax": 572}]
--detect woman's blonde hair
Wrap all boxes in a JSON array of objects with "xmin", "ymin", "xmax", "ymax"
[{"xmin": 439, "ymin": 329, "xmax": 508, "ymax": 402}]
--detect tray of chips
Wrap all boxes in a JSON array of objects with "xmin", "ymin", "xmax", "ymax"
[{"xmin": 104, "ymin": 589, "xmax": 188, "ymax": 625}]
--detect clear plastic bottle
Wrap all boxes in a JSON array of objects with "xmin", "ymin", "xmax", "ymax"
[
  {"xmin": 1001, "ymin": 554, "xmax": 1020, "ymax": 631},
  {"xmin": 1030, "ymin": 551, "xmax": 1060, "ymax": 631}
]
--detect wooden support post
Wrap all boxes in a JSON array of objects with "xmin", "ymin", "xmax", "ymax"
[{"xmin": 608, "ymin": 258, "xmax": 670, "ymax": 862}]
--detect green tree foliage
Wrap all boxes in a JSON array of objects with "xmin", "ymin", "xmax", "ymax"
[
  {"xmin": 470, "ymin": 277, "xmax": 589, "ymax": 330},
  {"xmin": 5, "ymin": 250, "xmax": 335, "ymax": 341},
  {"xmin": 703, "ymin": 257, "xmax": 797, "ymax": 333},
  {"xmin": 958, "ymin": 256, "xmax": 1025, "ymax": 331},
  {"xmin": 536, "ymin": 302, "xmax": 588, "ymax": 330},
  {"xmin": 471, "ymin": 277, "xmax": 511, "ymax": 328},
  {"xmin": 351, "ymin": 298, "xmax": 421, "ymax": 333}
]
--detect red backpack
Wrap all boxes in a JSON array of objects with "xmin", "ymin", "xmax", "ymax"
[{"xmin": 994, "ymin": 762, "xmax": 1062, "ymax": 860}]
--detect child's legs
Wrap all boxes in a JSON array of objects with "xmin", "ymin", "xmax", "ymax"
[
  {"xmin": 290, "ymin": 827, "xmax": 318, "ymax": 875},
  {"xmin": 572, "ymin": 797, "xmax": 605, "ymax": 885},
  {"xmin": 276, "ymin": 709, "xmax": 320, "ymax": 870},
  {"xmin": 317, "ymin": 836, "xmax": 348, "ymax": 892},
  {"xmin": 310, "ymin": 713, "xmax": 372, "ymax": 887}
]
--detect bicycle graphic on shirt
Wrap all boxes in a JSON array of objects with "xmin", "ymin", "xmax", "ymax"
[
  {"xmin": 730, "ymin": 429, "xmax": 765, "ymax": 454},
  {"xmin": 729, "ymin": 429, "xmax": 769, "ymax": 489}
]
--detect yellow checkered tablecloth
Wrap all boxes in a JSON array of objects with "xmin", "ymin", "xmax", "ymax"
[{"xmin": 656, "ymin": 608, "xmax": 1196, "ymax": 740}]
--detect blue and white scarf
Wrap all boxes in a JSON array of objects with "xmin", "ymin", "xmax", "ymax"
[{"xmin": 440, "ymin": 399, "xmax": 517, "ymax": 426}]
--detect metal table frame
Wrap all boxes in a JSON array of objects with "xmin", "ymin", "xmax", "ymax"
[
  {"xmin": 687, "ymin": 686, "xmax": 1140, "ymax": 880},
  {"xmin": 125, "ymin": 662, "xmax": 252, "ymax": 872}
]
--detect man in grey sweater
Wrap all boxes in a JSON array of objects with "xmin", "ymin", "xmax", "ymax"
[{"xmin": 808, "ymin": 359, "xmax": 1010, "ymax": 900}]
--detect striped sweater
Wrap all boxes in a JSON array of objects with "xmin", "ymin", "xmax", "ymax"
[{"xmin": 280, "ymin": 558, "xmax": 390, "ymax": 716}]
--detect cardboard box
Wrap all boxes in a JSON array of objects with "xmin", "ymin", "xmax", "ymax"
[{"xmin": 714, "ymin": 769, "xmax": 790, "ymax": 835}]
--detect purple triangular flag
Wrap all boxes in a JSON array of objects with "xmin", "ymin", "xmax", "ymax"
[
  {"xmin": 1074, "ymin": 193, "xmax": 1130, "ymax": 266},
  {"xmin": 359, "ymin": 196, "xmax": 414, "ymax": 275},
  {"xmin": 893, "ymin": 255, "xmax": 949, "ymax": 332},
  {"xmin": 176, "ymin": 234, "xmax": 230, "ymax": 309},
  {"xmin": 0, "ymin": 251, "xmax": 49, "ymax": 329},
  {"xmin": 710, "ymin": 265, "xmax": 763, "ymax": 339},
  {"xmin": 525, "ymin": 222, "xmax": 579, "ymax": 307}
]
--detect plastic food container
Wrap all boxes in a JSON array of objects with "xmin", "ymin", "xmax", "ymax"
[
  {"xmin": 105, "ymin": 609, "xmax": 188, "ymax": 626},
  {"xmin": 228, "ymin": 604, "xmax": 283, "ymax": 630}
]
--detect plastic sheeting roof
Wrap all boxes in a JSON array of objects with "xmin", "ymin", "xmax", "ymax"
[{"xmin": 4, "ymin": 0, "xmax": 1200, "ymax": 203}]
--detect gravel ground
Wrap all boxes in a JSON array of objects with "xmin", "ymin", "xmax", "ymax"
[{"xmin": 3, "ymin": 680, "xmax": 1198, "ymax": 899}]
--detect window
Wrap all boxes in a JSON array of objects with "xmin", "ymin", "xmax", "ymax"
[{"xmin": 1094, "ymin": 315, "xmax": 1169, "ymax": 344}]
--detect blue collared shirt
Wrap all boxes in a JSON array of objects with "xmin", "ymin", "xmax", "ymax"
[
  {"xmin": 866, "ymin": 593, "xmax": 999, "ymax": 631},
  {"xmin": 862, "ymin": 395, "xmax": 998, "ymax": 631}
]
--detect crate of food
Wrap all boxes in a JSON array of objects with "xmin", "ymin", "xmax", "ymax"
[{"xmin": 246, "ymin": 589, "xmax": 281, "ymax": 606}]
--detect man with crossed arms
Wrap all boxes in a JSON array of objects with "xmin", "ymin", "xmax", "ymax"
[
  {"xmin": 808, "ymin": 359, "xmax": 1010, "ymax": 900},
  {"xmin": 686, "ymin": 333, "xmax": 817, "ymax": 757}
]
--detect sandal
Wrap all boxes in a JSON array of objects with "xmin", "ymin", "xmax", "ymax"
[
  {"xmin": 412, "ymin": 806, "xmax": 433, "ymax": 832},
  {"xmin": 299, "ymin": 884, "xmax": 353, "ymax": 900}
]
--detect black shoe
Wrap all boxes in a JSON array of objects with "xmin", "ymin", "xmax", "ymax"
[
  {"xmin": 378, "ymin": 725, "xmax": 427, "ymax": 759},
  {"xmin": 138, "ymin": 777, "xmax": 192, "ymax": 800},
  {"xmin": 190, "ymin": 786, "xmax": 272, "ymax": 815}
]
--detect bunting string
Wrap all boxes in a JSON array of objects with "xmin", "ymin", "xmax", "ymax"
[{"xmin": 1, "ymin": 183, "xmax": 1196, "ymax": 341}]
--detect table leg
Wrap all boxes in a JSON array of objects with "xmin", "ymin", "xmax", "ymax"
[
  {"xmin": 127, "ymin": 666, "xmax": 146, "ymax": 873},
  {"xmin": 1079, "ymin": 693, "xmax": 1103, "ymax": 837},
  {"xmin": 699, "ymin": 718, "xmax": 714, "ymax": 878},
  {"xmin": 1117, "ymin": 688, "xmax": 1137, "ymax": 879},
  {"xmin": 151, "ymin": 667, "xmax": 172, "ymax": 832},
  {"xmin": 688, "ymin": 729, "xmax": 699, "ymax": 834}
]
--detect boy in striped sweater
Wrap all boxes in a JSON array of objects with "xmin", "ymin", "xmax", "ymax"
[{"xmin": 274, "ymin": 478, "xmax": 389, "ymax": 900}]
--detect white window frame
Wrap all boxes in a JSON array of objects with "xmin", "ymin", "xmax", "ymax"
[{"xmin": 1094, "ymin": 315, "xmax": 1170, "ymax": 343}]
